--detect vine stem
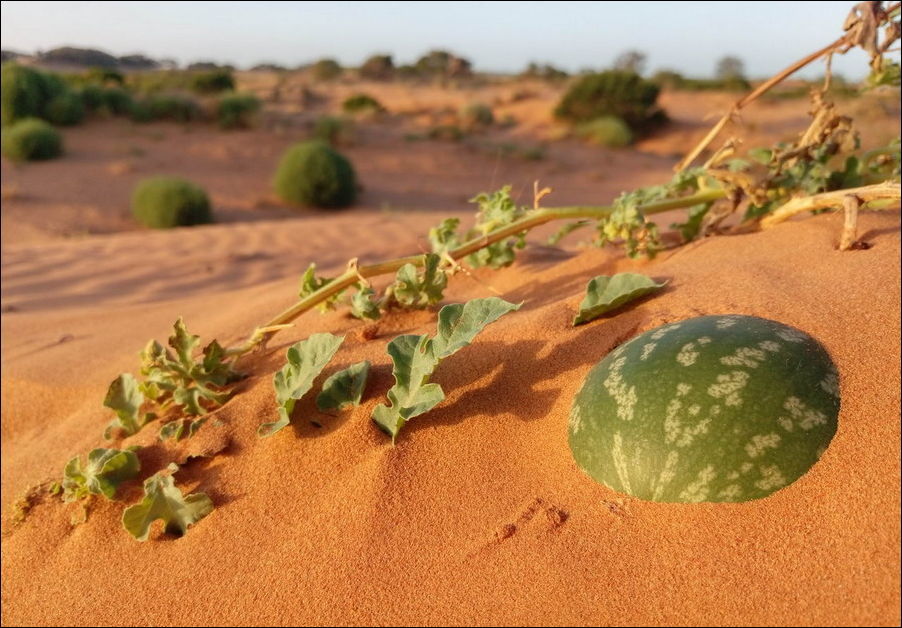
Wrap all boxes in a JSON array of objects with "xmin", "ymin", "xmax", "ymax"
[
  {"xmin": 759, "ymin": 181, "xmax": 900, "ymax": 228},
  {"xmin": 224, "ymin": 188, "xmax": 726, "ymax": 357}
]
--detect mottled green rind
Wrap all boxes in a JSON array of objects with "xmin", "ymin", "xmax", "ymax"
[{"xmin": 568, "ymin": 315, "xmax": 839, "ymax": 503}]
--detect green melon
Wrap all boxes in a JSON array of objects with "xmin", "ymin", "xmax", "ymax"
[{"xmin": 568, "ymin": 315, "xmax": 839, "ymax": 502}]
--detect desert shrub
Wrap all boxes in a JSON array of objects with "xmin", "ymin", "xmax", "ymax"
[
  {"xmin": 460, "ymin": 103, "xmax": 494, "ymax": 128},
  {"xmin": 273, "ymin": 141, "xmax": 357, "ymax": 209},
  {"xmin": 342, "ymin": 93, "xmax": 384, "ymax": 115},
  {"xmin": 520, "ymin": 62, "xmax": 568, "ymax": 82},
  {"xmin": 310, "ymin": 58, "xmax": 342, "ymax": 81},
  {"xmin": 190, "ymin": 69, "xmax": 234, "ymax": 94},
  {"xmin": 312, "ymin": 114, "xmax": 353, "ymax": 145},
  {"xmin": 427, "ymin": 124, "xmax": 464, "ymax": 141},
  {"xmin": 216, "ymin": 93, "xmax": 260, "ymax": 129},
  {"xmin": 44, "ymin": 91, "xmax": 85, "ymax": 126},
  {"xmin": 145, "ymin": 94, "xmax": 200, "ymax": 122},
  {"xmin": 36, "ymin": 72, "xmax": 69, "ymax": 108},
  {"xmin": 575, "ymin": 116, "xmax": 634, "ymax": 147},
  {"xmin": 102, "ymin": 87, "xmax": 134, "ymax": 115},
  {"xmin": 359, "ymin": 54, "xmax": 394, "ymax": 80},
  {"xmin": 1, "ymin": 118, "xmax": 63, "ymax": 161},
  {"xmin": 131, "ymin": 177, "xmax": 213, "ymax": 228},
  {"xmin": 80, "ymin": 84, "xmax": 105, "ymax": 112},
  {"xmin": 554, "ymin": 70, "xmax": 665, "ymax": 133},
  {"xmin": 1, "ymin": 64, "xmax": 45, "ymax": 125},
  {"xmin": 86, "ymin": 67, "xmax": 125, "ymax": 85}
]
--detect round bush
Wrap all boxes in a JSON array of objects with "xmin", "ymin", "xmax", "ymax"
[
  {"xmin": 190, "ymin": 70, "xmax": 234, "ymax": 94},
  {"xmin": 576, "ymin": 116, "xmax": 633, "ymax": 148},
  {"xmin": 312, "ymin": 115, "xmax": 353, "ymax": 145},
  {"xmin": 102, "ymin": 87, "xmax": 134, "ymax": 115},
  {"xmin": 80, "ymin": 84, "xmax": 105, "ymax": 112},
  {"xmin": 44, "ymin": 91, "xmax": 85, "ymax": 126},
  {"xmin": 274, "ymin": 141, "xmax": 357, "ymax": 209},
  {"xmin": 568, "ymin": 315, "xmax": 840, "ymax": 503},
  {"xmin": 131, "ymin": 177, "xmax": 213, "ymax": 228},
  {"xmin": 1, "ymin": 64, "xmax": 45, "ymax": 126},
  {"xmin": 146, "ymin": 94, "xmax": 200, "ymax": 122},
  {"xmin": 555, "ymin": 70, "xmax": 665, "ymax": 133},
  {"xmin": 460, "ymin": 103, "xmax": 494, "ymax": 128},
  {"xmin": 342, "ymin": 93, "xmax": 384, "ymax": 115},
  {"xmin": 1, "ymin": 118, "xmax": 63, "ymax": 161},
  {"xmin": 216, "ymin": 93, "xmax": 260, "ymax": 129}
]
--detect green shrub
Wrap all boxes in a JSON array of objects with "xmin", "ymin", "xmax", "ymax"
[
  {"xmin": 138, "ymin": 94, "xmax": 200, "ymax": 123},
  {"xmin": 359, "ymin": 54, "xmax": 394, "ymax": 80},
  {"xmin": 427, "ymin": 124, "xmax": 464, "ymax": 141},
  {"xmin": 1, "ymin": 118, "xmax": 63, "ymax": 161},
  {"xmin": 460, "ymin": 103, "xmax": 493, "ymax": 128},
  {"xmin": 273, "ymin": 141, "xmax": 357, "ymax": 209},
  {"xmin": 80, "ymin": 84, "xmax": 105, "ymax": 112},
  {"xmin": 36, "ymin": 72, "xmax": 69, "ymax": 111},
  {"xmin": 310, "ymin": 58, "xmax": 342, "ymax": 81},
  {"xmin": 576, "ymin": 116, "xmax": 634, "ymax": 148},
  {"xmin": 555, "ymin": 70, "xmax": 665, "ymax": 133},
  {"xmin": 312, "ymin": 114, "xmax": 353, "ymax": 145},
  {"xmin": 131, "ymin": 177, "xmax": 213, "ymax": 228},
  {"xmin": 85, "ymin": 67, "xmax": 124, "ymax": 85},
  {"xmin": 190, "ymin": 70, "xmax": 234, "ymax": 94},
  {"xmin": 216, "ymin": 93, "xmax": 260, "ymax": 129},
  {"xmin": 1, "ymin": 64, "xmax": 46, "ymax": 125},
  {"xmin": 342, "ymin": 93, "xmax": 384, "ymax": 115},
  {"xmin": 44, "ymin": 91, "xmax": 85, "ymax": 126},
  {"xmin": 102, "ymin": 87, "xmax": 134, "ymax": 115}
]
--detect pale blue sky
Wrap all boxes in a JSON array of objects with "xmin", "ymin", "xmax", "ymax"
[{"xmin": 0, "ymin": 1, "xmax": 879, "ymax": 78}]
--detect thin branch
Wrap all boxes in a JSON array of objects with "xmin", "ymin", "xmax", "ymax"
[{"xmin": 759, "ymin": 181, "xmax": 900, "ymax": 229}]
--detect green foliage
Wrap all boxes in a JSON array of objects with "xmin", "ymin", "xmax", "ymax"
[
  {"xmin": 575, "ymin": 116, "xmax": 634, "ymax": 148},
  {"xmin": 190, "ymin": 69, "xmax": 235, "ymax": 94},
  {"xmin": 652, "ymin": 70, "xmax": 750, "ymax": 92},
  {"xmin": 122, "ymin": 464, "xmax": 213, "ymax": 541},
  {"xmin": 359, "ymin": 54, "xmax": 394, "ymax": 80},
  {"xmin": 261, "ymin": 333, "xmax": 344, "ymax": 437},
  {"xmin": 372, "ymin": 298, "xmax": 520, "ymax": 441},
  {"xmin": 274, "ymin": 141, "xmax": 357, "ymax": 209},
  {"xmin": 316, "ymin": 361, "xmax": 371, "ymax": 412},
  {"xmin": 554, "ymin": 70, "xmax": 665, "ymax": 133},
  {"xmin": 104, "ymin": 373, "xmax": 154, "ymax": 439},
  {"xmin": 138, "ymin": 318, "xmax": 239, "ymax": 416},
  {"xmin": 350, "ymin": 285, "xmax": 381, "ymax": 320},
  {"xmin": 866, "ymin": 56, "xmax": 901, "ymax": 88},
  {"xmin": 426, "ymin": 124, "xmax": 464, "ymax": 141},
  {"xmin": 520, "ymin": 62, "xmax": 569, "ymax": 82},
  {"xmin": 86, "ymin": 67, "xmax": 125, "ymax": 85},
  {"xmin": 573, "ymin": 273, "xmax": 667, "ymax": 325},
  {"xmin": 79, "ymin": 84, "xmax": 105, "ymax": 112},
  {"xmin": 1, "ymin": 118, "xmax": 63, "ymax": 162},
  {"xmin": 310, "ymin": 58, "xmax": 343, "ymax": 81},
  {"xmin": 389, "ymin": 254, "xmax": 448, "ymax": 309},
  {"xmin": 158, "ymin": 417, "xmax": 208, "ymax": 441},
  {"xmin": 341, "ymin": 93, "xmax": 384, "ymax": 114},
  {"xmin": 131, "ymin": 177, "xmax": 213, "ymax": 228},
  {"xmin": 216, "ymin": 92, "xmax": 260, "ymax": 129},
  {"xmin": 62, "ymin": 448, "xmax": 140, "ymax": 502},
  {"xmin": 44, "ymin": 91, "xmax": 85, "ymax": 126},
  {"xmin": 568, "ymin": 315, "xmax": 840, "ymax": 502},
  {"xmin": 101, "ymin": 87, "xmax": 134, "ymax": 115},
  {"xmin": 299, "ymin": 263, "xmax": 340, "ymax": 312},
  {"xmin": 312, "ymin": 114, "xmax": 353, "ymax": 146},
  {"xmin": 131, "ymin": 94, "xmax": 200, "ymax": 123},
  {"xmin": 1, "ymin": 64, "xmax": 46, "ymax": 125},
  {"xmin": 460, "ymin": 103, "xmax": 494, "ymax": 128}
]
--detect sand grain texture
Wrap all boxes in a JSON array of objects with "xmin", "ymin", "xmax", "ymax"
[{"xmin": 1, "ymin": 207, "xmax": 899, "ymax": 626}]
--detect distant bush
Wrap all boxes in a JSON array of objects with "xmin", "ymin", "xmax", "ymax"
[
  {"xmin": 520, "ymin": 62, "xmax": 569, "ymax": 82},
  {"xmin": 85, "ymin": 67, "xmax": 125, "ymax": 85},
  {"xmin": 427, "ymin": 124, "xmax": 464, "ymax": 141},
  {"xmin": 415, "ymin": 50, "xmax": 472, "ymax": 79},
  {"xmin": 102, "ymin": 87, "xmax": 134, "ymax": 115},
  {"xmin": 1, "ymin": 64, "xmax": 46, "ymax": 125},
  {"xmin": 342, "ymin": 93, "xmax": 384, "ymax": 114},
  {"xmin": 131, "ymin": 177, "xmax": 213, "ymax": 228},
  {"xmin": 190, "ymin": 69, "xmax": 234, "ymax": 94},
  {"xmin": 460, "ymin": 103, "xmax": 494, "ymax": 129},
  {"xmin": 310, "ymin": 58, "xmax": 342, "ymax": 82},
  {"xmin": 44, "ymin": 91, "xmax": 85, "ymax": 126},
  {"xmin": 359, "ymin": 54, "xmax": 394, "ymax": 80},
  {"xmin": 555, "ymin": 70, "xmax": 665, "ymax": 133},
  {"xmin": 651, "ymin": 70, "xmax": 750, "ymax": 92},
  {"xmin": 80, "ymin": 84, "xmax": 105, "ymax": 112},
  {"xmin": 1, "ymin": 118, "xmax": 63, "ymax": 161},
  {"xmin": 132, "ymin": 94, "xmax": 199, "ymax": 123},
  {"xmin": 274, "ymin": 141, "xmax": 357, "ymax": 209},
  {"xmin": 216, "ymin": 93, "xmax": 260, "ymax": 129},
  {"xmin": 312, "ymin": 114, "xmax": 353, "ymax": 145},
  {"xmin": 575, "ymin": 116, "xmax": 634, "ymax": 148}
]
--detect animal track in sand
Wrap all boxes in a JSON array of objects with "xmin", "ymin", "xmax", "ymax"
[{"xmin": 490, "ymin": 496, "xmax": 569, "ymax": 545}]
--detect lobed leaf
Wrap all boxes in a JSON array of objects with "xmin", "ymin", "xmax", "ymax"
[
  {"xmin": 260, "ymin": 333, "xmax": 344, "ymax": 437},
  {"xmin": 103, "ymin": 373, "xmax": 152, "ymax": 439},
  {"xmin": 299, "ymin": 263, "xmax": 340, "ymax": 312},
  {"xmin": 573, "ymin": 273, "xmax": 667, "ymax": 326},
  {"xmin": 372, "ymin": 297, "xmax": 519, "ymax": 441},
  {"xmin": 159, "ymin": 417, "xmax": 208, "ymax": 441},
  {"xmin": 391, "ymin": 253, "xmax": 447, "ymax": 308},
  {"xmin": 350, "ymin": 285, "xmax": 381, "ymax": 320},
  {"xmin": 62, "ymin": 447, "xmax": 140, "ymax": 502},
  {"xmin": 121, "ymin": 464, "xmax": 213, "ymax": 541},
  {"xmin": 428, "ymin": 217, "xmax": 461, "ymax": 256},
  {"xmin": 316, "ymin": 361, "xmax": 371, "ymax": 412}
]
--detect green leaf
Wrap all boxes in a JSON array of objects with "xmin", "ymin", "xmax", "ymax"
[
  {"xmin": 103, "ymin": 373, "xmax": 150, "ymax": 439},
  {"xmin": 158, "ymin": 417, "xmax": 208, "ymax": 441},
  {"xmin": 372, "ymin": 297, "xmax": 519, "ymax": 441},
  {"xmin": 464, "ymin": 186, "xmax": 528, "ymax": 269},
  {"xmin": 260, "ymin": 333, "xmax": 344, "ymax": 437},
  {"xmin": 121, "ymin": 464, "xmax": 213, "ymax": 541},
  {"xmin": 391, "ymin": 253, "xmax": 447, "ymax": 308},
  {"xmin": 350, "ymin": 285, "xmax": 381, "ymax": 320},
  {"xmin": 299, "ymin": 263, "xmax": 339, "ymax": 313},
  {"xmin": 428, "ymin": 217, "xmax": 461, "ymax": 256},
  {"xmin": 316, "ymin": 361, "xmax": 371, "ymax": 411},
  {"xmin": 433, "ymin": 297, "xmax": 522, "ymax": 358},
  {"xmin": 671, "ymin": 203, "xmax": 711, "ymax": 243},
  {"xmin": 62, "ymin": 448, "xmax": 140, "ymax": 502},
  {"xmin": 547, "ymin": 220, "xmax": 591, "ymax": 245},
  {"xmin": 573, "ymin": 273, "xmax": 667, "ymax": 326}
]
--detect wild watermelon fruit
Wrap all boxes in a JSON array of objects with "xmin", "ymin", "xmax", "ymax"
[{"xmin": 568, "ymin": 315, "xmax": 840, "ymax": 502}]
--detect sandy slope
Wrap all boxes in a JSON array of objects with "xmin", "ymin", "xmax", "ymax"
[{"xmin": 1, "ymin": 206, "xmax": 899, "ymax": 625}]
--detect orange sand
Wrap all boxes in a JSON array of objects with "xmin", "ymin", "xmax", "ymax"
[{"xmin": 2, "ymin": 206, "xmax": 900, "ymax": 625}]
